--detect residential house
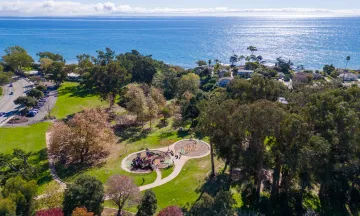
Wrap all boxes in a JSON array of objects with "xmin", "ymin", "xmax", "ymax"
[
  {"xmin": 237, "ymin": 70, "xmax": 254, "ymax": 78},
  {"xmin": 339, "ymin": 72, "xmax": 358, "ymax": 82},
  {"xmin": 67, "ymin": 72, "xmax": 81, "ymax": 81},
  {"xmin": 218, "ymin": 70, "xmax": 229, "ymax": 78}
]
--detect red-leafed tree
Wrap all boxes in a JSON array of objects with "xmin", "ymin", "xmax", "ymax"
[
  {"xmin": 36, "ymin": 208, "xmax": 64, "ymax": 216},
  {"xmin": 72, "ymin": 207, "xmax": 94, "ymax": 216},
  {"xmin": 157, "ymin": 206, "xmax": 183, "ymax": 216}
]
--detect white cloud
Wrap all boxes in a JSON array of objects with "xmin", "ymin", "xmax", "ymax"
[{"xmin": 0, "ymin": 0, "xmax": 359, "ymax": 16}]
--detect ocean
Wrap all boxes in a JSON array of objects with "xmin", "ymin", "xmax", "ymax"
[{"xmin": 0, "ymin": 16, "xmax": 359, "ymax": 69}]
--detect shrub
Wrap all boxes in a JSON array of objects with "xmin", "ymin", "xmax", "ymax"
[{"xmin": 36, "ymin": 208, "xmax": 64, "ymax": 216}]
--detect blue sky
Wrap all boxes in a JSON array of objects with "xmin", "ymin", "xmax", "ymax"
[
  {"xmin": 65, "ymin": 0, "xmax": 360, "ymax": 10},
  {"xmin": 0, "ymin": 0, "xmax": 359, "ymax": 16}
]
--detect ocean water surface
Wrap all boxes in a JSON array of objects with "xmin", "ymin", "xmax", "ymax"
[{"xmin": 0, "ymin": 16, "xmax": 359, "ymax": 69}]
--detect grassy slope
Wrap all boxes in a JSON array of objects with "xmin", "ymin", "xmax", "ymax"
[
  {"xmin": 0, "ymin": 122, "xmax": 51, "ymax": 153},
  {"xmin": 51, "ymin": 82, "xmax": 107, "ymax": 119},
  {"xmin": 0, "ymin": 122, "xmax": 53, "ymax": 194}
]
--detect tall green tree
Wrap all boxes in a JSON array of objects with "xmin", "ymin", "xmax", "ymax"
[
  {"xmin": 93, "ymin": 47, "xmax": 115, "ymax": 66},
  {"xmin": 2, "ymin": 46, "xmax": 34, "ymax": 71},
  {"xmin": 176, "ymin": 73, "xmax": 200, "ymax": 97},
  {"xmin": 92, "ymin": 62, "xmax": 131, "ymax": 107},
  {"xmin": 137, "ymin": 190, "xmax": 157, "ymax": 216},
  {"xmin": 247, "ymin": 46, "xmax": 258, "ymax": 55},
  {"xmin": 14, "ymin": 96, "xmax": 37, "ymax": 108},
  {"xmin": 63, "ymin": 175, "xmax": 104, "ymax": 216},
  {"xmin": 46, "ymin": 61, "xmax": 67, "ymax": 85},
  {"xmin": 36, "ymin": 52, "xmax": 65, "ymax": 62},
  {"xmin": 76, "ymin": 54, "xmax": 93, "ymax": 74},
  {"xmin": 196, "ymin": 60, "xmax": 207, "ymax": 67},
  {"xmin": 0, "ymin": 198, "xmax": 16, "ymax": 216},
  {"xmin": 2, "ymin": 176, "xmax": 37, "ymax": 216},
  {"xmin": 26, "ymin": 88, "xmax": 44, "ymax": 99}
]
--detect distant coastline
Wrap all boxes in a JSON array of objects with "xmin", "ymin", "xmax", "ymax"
[{"xmin": 0, "ymin": 16, "xmax": 359, "ymax": 69}]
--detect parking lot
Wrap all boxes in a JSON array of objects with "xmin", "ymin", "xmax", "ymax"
[{"xmin": 0, "ymin": 77, "xmax": 33, "ymax": 126}]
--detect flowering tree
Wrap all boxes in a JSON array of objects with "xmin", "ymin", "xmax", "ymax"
[
  {"xmin": 36, "ymin": 208, "xmax": 64, "ymax": 216},
  {"xmin": 105, "ymin": 175, "xmax": 141, "ymax": 216},
  {"xmin": 157, "ymin": 206, "xmax": 183, "ymax": 216}
]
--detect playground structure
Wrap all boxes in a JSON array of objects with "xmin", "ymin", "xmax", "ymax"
[
  {"xmin": 122, "ymin": 139, "xmax": 210, "ymax": 175},
  {"xmin": 127, "ymin": 149, "xmax": 173, "ymax": 172},
  {"xmin": 121, "ymin": 139, "xmax": 211, "ymax": 191}
]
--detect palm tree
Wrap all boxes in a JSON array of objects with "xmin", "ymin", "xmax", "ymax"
[
  {"xmin": 238, "ymin": 55, "xmax": 245, "ymax": 66},
  {"xmin": 229, "ymin": 53, "xmax": 238, "ymax": 67},
  {"xmin": 343, "ymin": 56, "xmax": 351, "ymax": 83},
  {"xmin": 247, "ymin": 46, "xmax": 258, "ymax": 55}
]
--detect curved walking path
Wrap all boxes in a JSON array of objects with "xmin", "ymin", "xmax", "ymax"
[
  {"xmin": 46, "ymin": 132, "xmax": 67, "ymax": 188},
  {"xmin": 121, "ymin": 139, "xmax": 210, "ymax": 191},
  {"xmin": 42, "ymin": 133, "xmax": 210, "ymax": 199}
]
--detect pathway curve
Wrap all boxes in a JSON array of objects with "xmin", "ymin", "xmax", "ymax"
[
  {"xmin": 46, "ymin": 132, "xmax": 67, "ymax": 188},
  {"xmin": 41, "ymin": 134, "xmax": 210, "ymax": 199},
  {"xmin": 122, "ymin": 139, "xmax": 210, "ymax": 191}
]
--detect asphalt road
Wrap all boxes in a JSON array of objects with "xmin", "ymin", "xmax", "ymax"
[{"xmin": 0, "ymin": 78, "xmax": 33, "ymax": 124}]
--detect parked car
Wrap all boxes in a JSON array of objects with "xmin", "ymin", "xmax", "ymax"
[
  {"xmin": 9, "ymin": 83, "xmax": 13, "ymax": 87},
  {"xmin": 9, "ymin": 92, "xmax": 13, "ymax": 95},
  {"xmin": 27, "ymin": 112, "xmax": 36, "ymax": 117}
]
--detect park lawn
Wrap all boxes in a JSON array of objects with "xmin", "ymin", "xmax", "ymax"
[
  {"xmin": 161, "ymin": 166, "xmax": 175, "ymax": 179},
  {"xmin": 0, "ymin": 122, "xmax": 51, "ymax": 153},
  {"xmin": 59, "ymin": 118, "xmax": 186, "ymax": 187},
  {"xmin": 0, "ymin": 122, "xmax": 54, "ymax": 195},
  {"xmin": 51, "ymin": 82, "xmax": 107, "ymax": 119},
  {"xmin": 104, "ymin": 157, "xmax": 223, "ymax": 213},
  {"xmin": 151, "ymin": 156, "xmax": 223, "ymax": 211}
]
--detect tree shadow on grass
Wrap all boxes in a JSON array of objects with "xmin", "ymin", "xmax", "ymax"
[
  {"xmin": 31, "ymin": 148, "xmax": 53, "ymax": 186},
  {"xmin": 177, "ymin": 129, "xmax": 190, "ymax": 138},
  {"xmin": 54, "ymin": 162, "xmax": 105, "ymax": 180},
  {"xmin": 113, "ymin": 124, "xmax": 151, "ymax": 142},
  {"xmin": 57, "ymin": 85, "xmax": 97, "ymax": 98},
  {"xmin": 195, "ymin": 173, "xmax": 231, "ymax": 197}
]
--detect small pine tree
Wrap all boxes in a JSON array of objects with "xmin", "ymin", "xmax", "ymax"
[{"xmin": 137, "ymin": 190, "xmax": 157, "ymax": 216}]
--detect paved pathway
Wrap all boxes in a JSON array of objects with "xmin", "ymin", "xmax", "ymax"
[
  {"xmin": 45, "ymin": 132, "xmax": 67, "ymax": 188},
  {"xmin": 122, "ymin": 139, "xmax": 210, "ymax": 191},
  {"xmin": 39, "ymin": 135, "xmax": 210, "ymax": 200}
]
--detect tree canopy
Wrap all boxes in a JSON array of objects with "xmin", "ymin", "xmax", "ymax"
[
  {"xmin": 2, "ymin": 46, "xmax": 34, "ymax": 71},
  {"xmin": 63, "ymin": 175, "xmax": 104, "ymax": 216}
]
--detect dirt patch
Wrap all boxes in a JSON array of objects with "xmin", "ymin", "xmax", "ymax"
[{"xmin": 174, "ymin": 140, "xmax": 210, "ymax": 157}]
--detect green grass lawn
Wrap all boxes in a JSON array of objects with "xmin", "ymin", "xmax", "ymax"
[
  {"xmin": 51, "ymin": 82, "xmax": 107, "ymax": 119},
  {"xmin": 58, "ymin": 119, "xmax": 186, "ymax": 186},
  {"xmin": 161, "ymin": 166, "xmax": 175, "ymax": 179},
  {"xmin": 0, "ymin": 122, "xmax": 53, "ymax": 194},
  {"xmin": 0, "ymin": 122, "xmax": 51, "ymax": 153},
  {"xmin": 152, "ymin": 156, "xmax": 222, "ymax": 210},
  {"xmin": 52, "ymin": 118, "xmax": 219, "ymax": 211}
]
